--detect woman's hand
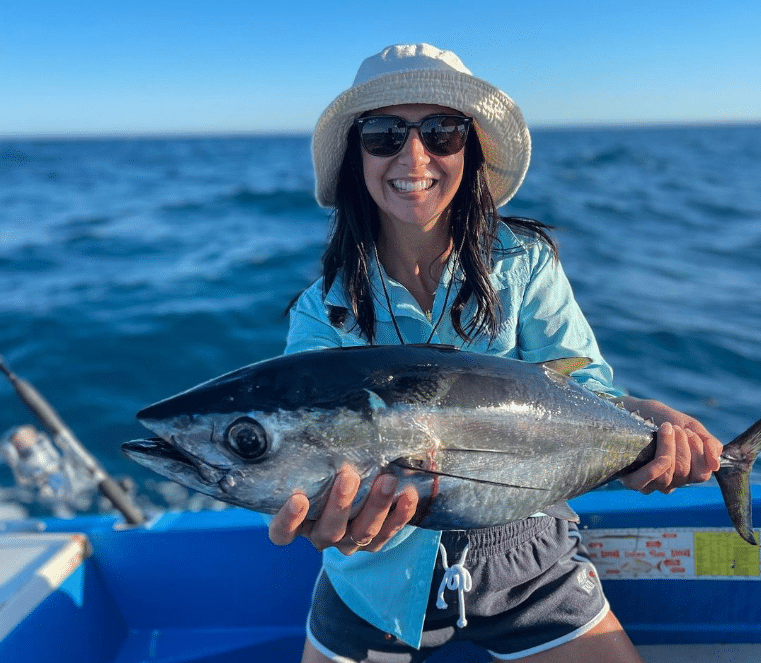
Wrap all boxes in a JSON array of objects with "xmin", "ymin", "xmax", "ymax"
[
  {"xmin": 617, "ymin": 397, "xmax": 723, "ymax": 494},
  {"xmin": 267, "ymin": 466, "xmax": 419, "ymax": 555}
]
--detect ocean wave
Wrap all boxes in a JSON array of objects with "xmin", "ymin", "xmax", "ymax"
[{"xmin": 158, "ymin": 186, "xmax": 318, "ymax": 217}]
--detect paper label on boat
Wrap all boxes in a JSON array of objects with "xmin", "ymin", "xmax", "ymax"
[{"xmin": 581, "ymin": 528, "xmax": 761, "ymax": 580}]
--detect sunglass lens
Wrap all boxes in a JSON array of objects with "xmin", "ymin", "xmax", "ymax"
[
  {"xmin": 358, "ymin": 115, "xmax": 470, "ymax": 157},
  {"xmin": 420, "ymin": 116, "xmax": 469, "ymax": 156},
  {"xmin": 360, "ymin": 117, "xmax": 406, "ymax": 157}
]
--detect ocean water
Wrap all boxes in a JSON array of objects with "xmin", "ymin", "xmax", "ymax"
[{"xmin": 1, "ymin": 123, "xmax": 760, "ymax": 517}]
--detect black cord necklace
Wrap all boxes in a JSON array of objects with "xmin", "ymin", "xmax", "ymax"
[{"xmin": 373, "ymin": 242, "xmax": 458, "ymax": 345}]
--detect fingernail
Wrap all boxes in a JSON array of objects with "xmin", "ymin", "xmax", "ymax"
[
  {"xmin": 380, "ymin": 475, "xmax": 396, "ymax": 497},
  {"xmin": 288, "ymin": 496, "xmax": 304, "ymax": 516},
  {"xmin": 337, "ymin": 471, "xmax": 355, "ymax": 496}
]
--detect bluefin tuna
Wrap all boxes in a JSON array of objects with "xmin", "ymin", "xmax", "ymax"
[{"xmin": 122, "ymin": 345, "xmax": 761, "ymax": 543}]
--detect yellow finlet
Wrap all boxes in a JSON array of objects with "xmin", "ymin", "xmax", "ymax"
[{"xmin": 540, "ymin": 356, "xmax": 592, "ymax": 377}]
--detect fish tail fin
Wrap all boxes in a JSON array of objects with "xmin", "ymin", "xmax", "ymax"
[{"xmin": 715, "ymin": 418, "xmax": 761, "ymax": 545}]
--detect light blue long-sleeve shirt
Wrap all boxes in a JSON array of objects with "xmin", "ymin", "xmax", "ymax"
[{"xmin": 284, "ymin": 223, "xmax": 624, "ymax": 648}]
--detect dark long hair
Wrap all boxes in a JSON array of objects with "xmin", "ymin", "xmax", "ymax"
[{"xmin": 321, "ymin": 125, "xmax": 557, "ymax": 344}]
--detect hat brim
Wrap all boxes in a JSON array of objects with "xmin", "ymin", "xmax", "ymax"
[{"xmin": 312, "ymin": 69, "xmax": 531, "ymax": 208}]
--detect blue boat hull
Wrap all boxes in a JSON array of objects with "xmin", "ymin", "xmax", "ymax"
[{"xmin": 1, "ymin": 485, "xmax": 760, "ymax": 662}]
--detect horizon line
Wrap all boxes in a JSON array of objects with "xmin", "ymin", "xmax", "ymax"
[{"xmin": 2, "ymin": 118, "xmax": 759, "ymax": 142}]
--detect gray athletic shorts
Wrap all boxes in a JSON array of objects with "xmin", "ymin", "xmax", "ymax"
[{"xmin": 307, "ymin": 517, "xmax": 609, "ymax": 662}]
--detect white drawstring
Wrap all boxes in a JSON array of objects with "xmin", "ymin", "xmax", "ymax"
[{"xmin": 436, "ymin": 542, "xmax": 472, "ymax": 628}]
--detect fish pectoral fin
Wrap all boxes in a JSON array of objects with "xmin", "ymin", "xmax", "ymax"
[
  {"xmin": 364, "ymin": 389, "xmax": 389, "ymax": 413},
  {"xmin": 390, "ymin": 457, "xmax": 550, "ymax": 491},
  {"xmin": 540, "ymin": 500, "xmax": 580, "ymax": 522},
  {"xmin": 539, "ymin": 357, "xmax": 592, "ymax": 377}
]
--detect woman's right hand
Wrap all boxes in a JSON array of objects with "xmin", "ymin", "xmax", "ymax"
[{"xmin": 267, "ymin": 466, "xmax": 419, "ymax": 555}]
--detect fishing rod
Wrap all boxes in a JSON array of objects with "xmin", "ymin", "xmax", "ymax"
[{"xmin": 0, "ymin": 356, "xmax": 146, "ymax": 525}]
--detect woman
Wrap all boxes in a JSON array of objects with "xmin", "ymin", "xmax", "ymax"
[{"xmin": 269, "ymin": 43, "xmax": 722, "ymax": 663}]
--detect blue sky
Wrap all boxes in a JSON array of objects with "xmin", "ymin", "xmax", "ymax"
[{"xmin": 2, "ymin": 0, "xmax": 759, "ymax": 136}]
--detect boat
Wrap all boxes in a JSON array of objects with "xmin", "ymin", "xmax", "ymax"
[
  {"xmin": 1, "ymin": 359, "xmax": 760, "ymax": 661},
  {"xmin": 2, "ymin": 484, "xmax": 760, "ymax": 663}
]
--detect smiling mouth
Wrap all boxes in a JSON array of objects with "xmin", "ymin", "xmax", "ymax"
[{"xmin": 390, "ymin": 178, "xmax": 436, "ymax": 193}]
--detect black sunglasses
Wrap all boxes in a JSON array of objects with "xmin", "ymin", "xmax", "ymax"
[{"xmin": 354, "ymin": 114, "xmax": 473, "ymax": 157}]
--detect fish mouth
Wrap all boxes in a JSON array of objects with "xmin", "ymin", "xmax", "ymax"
[
  {"xmin": 123, "ymin": 437, "xmax": 189, "ymax": 464},
  {"xmin": 122, "ymin": 438, "xmax": 227, "ymax": 486}
]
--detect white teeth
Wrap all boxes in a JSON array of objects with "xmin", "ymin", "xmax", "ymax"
[{"xmin": 391, "ymin": 179, "xmax": 435, "ymax": 193}]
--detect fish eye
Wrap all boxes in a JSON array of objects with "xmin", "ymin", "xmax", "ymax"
[{"xmin": 225, "ymin": 417, "xmax": 267, "ymax": 461}]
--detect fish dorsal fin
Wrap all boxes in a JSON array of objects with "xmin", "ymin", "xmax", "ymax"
[{"xmin": 540, "ymin": 357, "xmax": 591, "ymax": 377}]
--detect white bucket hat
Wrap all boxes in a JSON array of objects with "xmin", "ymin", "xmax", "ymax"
[{"xmin": 312, "ymin": 43, "xmax": 531, "ymax": 209}]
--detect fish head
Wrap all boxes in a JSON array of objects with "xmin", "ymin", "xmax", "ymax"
[{"xmin": 122, "ymin": 354, "xmax": 388, "ymax": 516}]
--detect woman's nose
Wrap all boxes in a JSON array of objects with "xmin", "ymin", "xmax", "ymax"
[{"xmin": 397, "ymin": 128, "xmax": 430, "ymax": 165}]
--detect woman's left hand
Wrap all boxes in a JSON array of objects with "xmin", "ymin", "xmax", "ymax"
[{"xmin": 616, "ymin": 397, "xmax": 723, "ymax": 494}]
